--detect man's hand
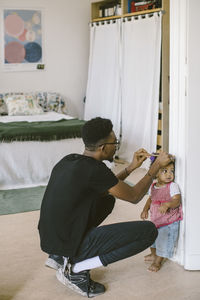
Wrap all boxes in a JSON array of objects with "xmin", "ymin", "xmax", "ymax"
[
  {"xmin": 129, "ymin": 148, "xmax": 149, "ymax": 171},
  {"xmin": 140, "ymin": 210, "xmax": 149, "ymax": 220},
  {"xmin": 155, "ymin": 152, "xmax": 174, "ymax": 168}
]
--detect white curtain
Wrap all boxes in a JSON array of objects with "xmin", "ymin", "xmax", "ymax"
[
  {"xmin": 85, "ymin": 14, "xmax": 162, "ymax": 161},
  {"xmin": 84, "ymin": 20, "xmax": 121, "ymax": 139},
  {"xmin": 119, "ymin": 13, "xmax": 162, "ymax": 161}
]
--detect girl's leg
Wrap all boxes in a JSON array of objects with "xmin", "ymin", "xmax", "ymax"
[
  {"xmin": 147, "ymin": 222, "xmax": 180, "ymax": 272},
  {"xmin": 144, "ymin": 247, "xmax": 156, "ymax": 261},
  {"xmin": 147, "ymin": 226, "xmax": 166, "ymax": 272},
  {"xmin": 148, "ymin": 255, "xmax": 164, "ymax": 272}
]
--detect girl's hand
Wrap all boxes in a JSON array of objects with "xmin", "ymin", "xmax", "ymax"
[
  {"xmin": 159, "ymin": 203, "xmax": 169, "ymax": 214},
  {"xmin": 140, "ymin": 210, "xmax": 149, "ymax": 220}
]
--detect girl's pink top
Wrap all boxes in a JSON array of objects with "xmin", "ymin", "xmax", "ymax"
[{"xmin": 150, "ymin": 182, "xmax": 183, "ymax": 228}]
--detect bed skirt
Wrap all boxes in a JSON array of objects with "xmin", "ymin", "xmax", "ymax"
[{"xmin": 0, "ymin": 138, "xmax": 84, "ymax": 190}]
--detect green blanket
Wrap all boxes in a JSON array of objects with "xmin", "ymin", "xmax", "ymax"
[{"xmin": 0, "ymin": 118, "xmax": 85, "ymax": 142}]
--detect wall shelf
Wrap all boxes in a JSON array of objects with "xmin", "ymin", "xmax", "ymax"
[
  {"xmin": 91, "ymin": 1, "xmax": 162, "ymax": 22},
  {"xmin": 92, "ymin": 15, "xmax": 121, "ymax": 22}
]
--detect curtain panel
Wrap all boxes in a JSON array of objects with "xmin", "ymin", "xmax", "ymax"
[
  {"xmin": 85, "ymin": 14, "xmax": 162, "ymax": 162},
  {"xmin": 84, "ymin": 19, "xmax": 121, "ymax": 139},
  {"xmin": 120, "ymin": 13, "xmax": 162, "ymax": 161}
]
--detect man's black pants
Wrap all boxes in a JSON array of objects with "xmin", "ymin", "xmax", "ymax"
[{"xmin": 70, "ymin": 195, "xmax": 158, "ymax": 266}]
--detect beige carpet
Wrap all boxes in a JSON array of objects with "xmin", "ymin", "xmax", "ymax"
[{"xmin": 1, "ymin": 165, "xmax": 200, "ymax": 300}]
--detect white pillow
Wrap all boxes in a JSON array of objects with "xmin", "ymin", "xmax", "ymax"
[{"xmin": 5, "ymin": 95, "xmax": 44, "ymax": 116}]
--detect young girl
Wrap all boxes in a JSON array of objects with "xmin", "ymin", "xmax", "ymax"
[{"xmin": 140, "ymin": 157, "xmax": 183, "ymax": 272}]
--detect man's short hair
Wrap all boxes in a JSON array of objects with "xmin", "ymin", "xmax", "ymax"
[{"xmin": 82, "ymin": 117, "xmax": 113, "ymax": 149}]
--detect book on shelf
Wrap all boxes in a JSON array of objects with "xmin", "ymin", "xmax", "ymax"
[
  {"xmin": 98, "ymin": 1, "xmax": 121, "ymax": 18},
  {"xmin": 129, "ymin": 1, "xmax": 161, "ymax": 13},
  {"xmin": 128, "ymin": 1, "xmax": 153, "ymax": 14},
  {"xmin": 128, "ymin": 0, "xmax": 133, "ymax": 13}
]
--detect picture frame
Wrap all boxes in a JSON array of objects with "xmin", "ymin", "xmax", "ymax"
[{"xmin": 2, "ymin": 8, "xmax": 45, "ymax": 72}]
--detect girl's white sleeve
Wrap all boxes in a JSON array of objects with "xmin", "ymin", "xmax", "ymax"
[
  {"xmin": 148, "ymin": 184, "xmax": 153, "ymax": 196},
  {"xmin": 170, "ymin": 182, "xmax": 181, "ymax": 197}
]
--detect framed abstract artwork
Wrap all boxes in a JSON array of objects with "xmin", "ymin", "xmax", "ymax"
[{"xmin": 2, "ymin": 8, "xmax": 45, "ymax": 71}]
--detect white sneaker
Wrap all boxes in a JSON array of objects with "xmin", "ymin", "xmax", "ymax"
[
  {"xmin": 56, "ymin": 266, "xmax": 105, "ymax": 297},
  {"xmin": 45, "ymin": 254, "xmax": 64, "ymax": 270}
]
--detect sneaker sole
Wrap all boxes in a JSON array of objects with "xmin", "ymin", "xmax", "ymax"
[
  {"xmin": 56, "ymin": 268, "xmax": 105, "ymax": 298},
  {"xmin": 45, "ymin": 258, "xmax": 63, "ymax": 270}
]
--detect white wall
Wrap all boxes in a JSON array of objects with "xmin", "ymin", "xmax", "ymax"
[
  {"xmin": 170, "ymin": 0, "xmax": 200, "ymax": 270},
  {"xmin": 0, "ymin": 0, "xmax": 90, "ymax": 118},
  {"xmin": 184, "ymin": 0, "xmax": 200, "ymax": 270}
]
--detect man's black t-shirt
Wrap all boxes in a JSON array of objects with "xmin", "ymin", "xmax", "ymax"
[{"xmin": 38, "ymin": 154, "xmax": 118, "ymax": 257}]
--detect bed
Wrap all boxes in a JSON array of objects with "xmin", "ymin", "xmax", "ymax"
[{"xmin": 0, "ymin": 92, "xmax": 85, "ymax": 190}]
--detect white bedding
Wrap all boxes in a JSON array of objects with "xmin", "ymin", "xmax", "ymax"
[
  {"xmin": 0, "ymin": 111, "xmax": 74, "ymax": 123},
  {"xmin": 0, "ymin": 112, "xmax": 84, "ymax": 190}
]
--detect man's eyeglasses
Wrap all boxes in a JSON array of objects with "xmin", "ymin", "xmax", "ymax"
[{"xmin": 98, "ymin": 139, "xmax": 120, "ymax": 150}]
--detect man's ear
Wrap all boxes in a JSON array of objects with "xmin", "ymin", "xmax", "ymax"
[
  {"xmin": 99, "ymin": 144, "xmax": 107, "ymax": 157},
  {"xmin": 97, "ymin": 145, "xmax": 106, "ymax": 159},
  {"xmin": 100, "ymin": 144, "xmax": 105, "ymax": 152}
]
